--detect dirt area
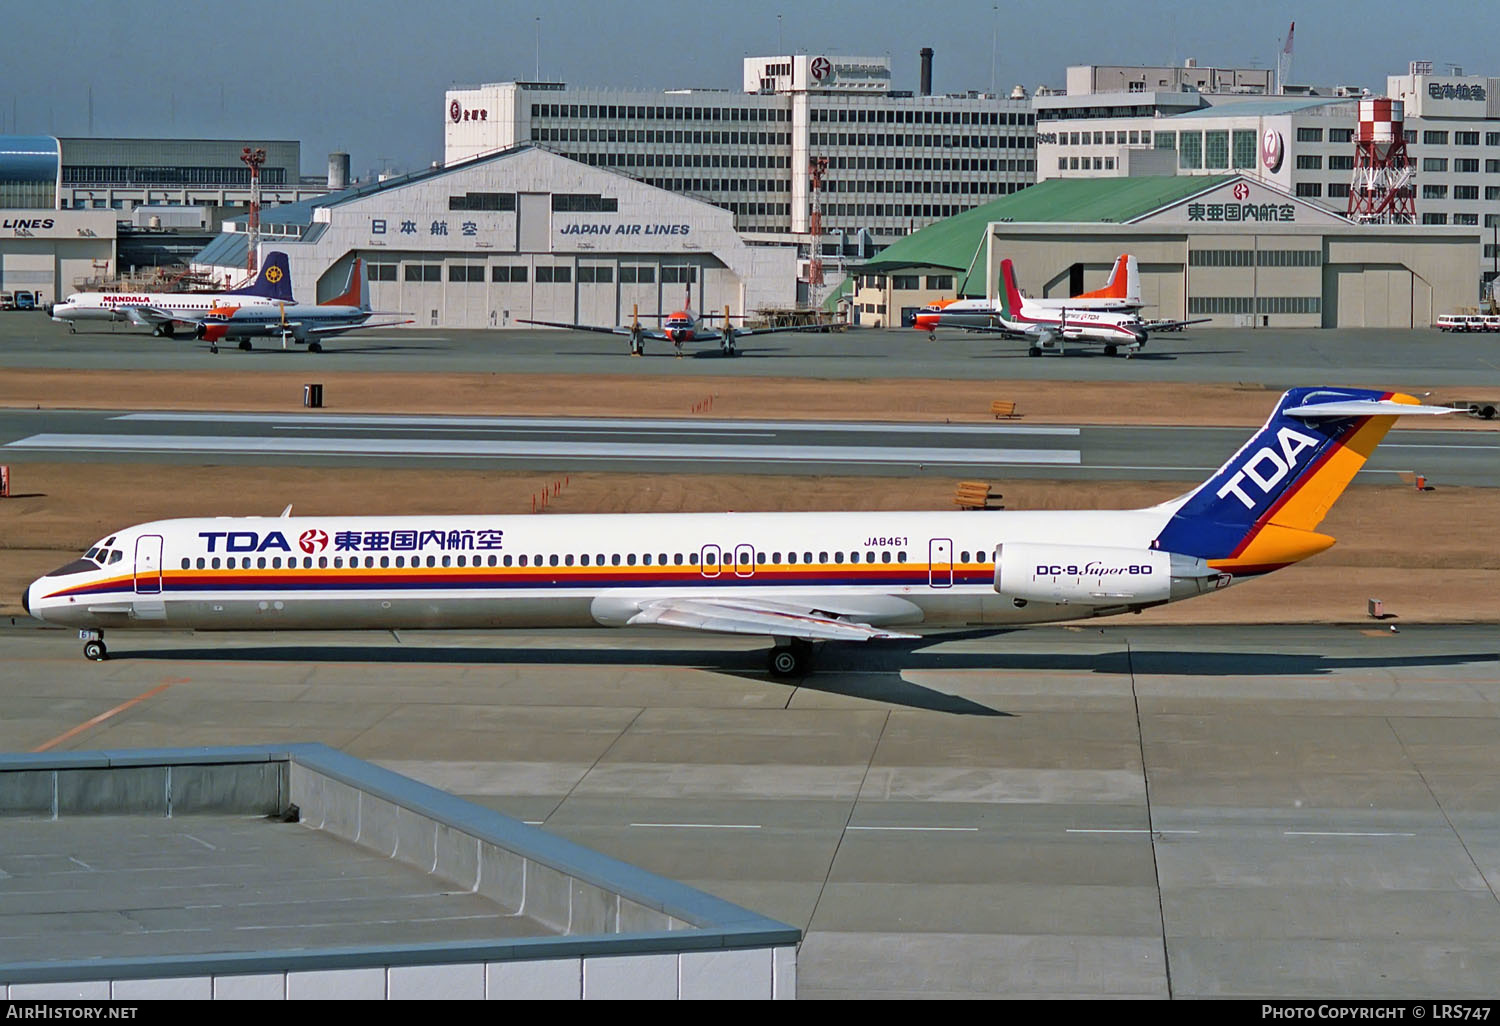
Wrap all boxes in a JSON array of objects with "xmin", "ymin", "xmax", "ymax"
[
  {"xmin": 3, "ymin": 462, "xmax": 1494, "ymax": 625},
  {"xmin": 1, "ymin": 368, "xmax": 1494, "ymax": 430}
]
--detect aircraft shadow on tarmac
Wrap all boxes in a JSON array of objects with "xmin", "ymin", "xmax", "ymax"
[
  {"xmin": 199, "ymin": 344, "xmax": 446, "ymax": 356},
  {"xmin": 104, "ymin": 631, "xmax": 1494, "ymax": 717}
]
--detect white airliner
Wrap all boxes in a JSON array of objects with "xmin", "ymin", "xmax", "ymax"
[
  {"xmin": 916, "ymin": 258, "xmax": 1203, "ymax": 355},
  {"xmin": 24, "ymin": 388, "xmax": 1448, "ymax": 677},
  {"xmin": 48, "ymin": 254, "xmax": 295, "ymax": 337},
  {"xmin": 190, "ymin": 258, "xmax": 412, "ymax": 353}
]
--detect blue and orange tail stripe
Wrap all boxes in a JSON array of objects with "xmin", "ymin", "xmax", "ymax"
[{"xmin": 1154, "ymin": 388, "xmax": 1415, "ymax": 574}]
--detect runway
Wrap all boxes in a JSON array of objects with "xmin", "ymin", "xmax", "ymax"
[
  {"xmin": 7, "ymin": 316, "xmax": 1500, "ymax": 387},
  {"xmin": 1, "ymin": 621, "xmax": 1496, "ymax": 998},
  {"xmin": 4, "ymin": 409, "xmax": 1497, "ymax": 483}
]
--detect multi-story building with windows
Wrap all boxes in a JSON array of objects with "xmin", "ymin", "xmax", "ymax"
[
  {"xmin": 1033, "ymin": 61, "xmax": 1500, "ymax": 291},
  {"xmin": 443, "ymin": 54, "xmax": 1036, "ymax": 248},
  {"xmin": 1387, "ymin": 70, "xmax": 1500, "ymax": 279}
]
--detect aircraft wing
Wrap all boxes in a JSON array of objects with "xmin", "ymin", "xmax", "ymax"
[
  {"xmin": 517, "ymin": 318, "xmax": 669, "ymax": 340},
  {"xmin": 727, "ymin": 322, "xmax": 837, "ymax": 338},
  {"xmin": 306, "ymin": 319, "xmax": 416, "ymax": 336},
  {"xmin": 120, "ymin": 305, "xmax": 179, "ymax": 327},
  {"xmin": 1142, "ymin": 317, "xmax": 1210, "ymax": 332},
  {"xmin": 619, "ymin": 596, "xmax": 919, "ymax": 642}
]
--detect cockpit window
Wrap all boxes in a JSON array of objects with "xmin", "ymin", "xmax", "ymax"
[
  {"xmin": 45, "ymin": 558, "xmax": 101, "ymax": 578},
  {"xmin": 108, "ymin": 550, "xmax": 123, "ymax": 564},
  {"xmin": 84, "ymin": 547, "xmax": 101, "ymax": 562}
]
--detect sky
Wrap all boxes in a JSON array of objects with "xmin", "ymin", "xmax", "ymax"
[{"xmin": 3, "ymin": 0, "xmax": 1491, "ymax": 178}]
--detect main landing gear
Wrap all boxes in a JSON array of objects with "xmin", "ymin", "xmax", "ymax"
[
  {"xmin": 308, "ymin": 341, "xmax": 323, "ymax": 353},
  {"xmin": 238, "ymin": 340, "xmax": 253, "ymax": 351},
  {"xmin": 768, "ymin": 638, "xmax": 814, "ymax": 678},
  {"xmin": 80, "ymin": 629, "xmax": 107, "ymax": 662}
]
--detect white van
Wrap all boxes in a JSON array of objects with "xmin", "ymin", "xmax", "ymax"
[
  {"xmin": 0, "ymin": 291, "xmax": 14, "ymax": 311},
  {"xmin": 1436, "ymin": 314, "xmax": 1467, "ymax": 331}
]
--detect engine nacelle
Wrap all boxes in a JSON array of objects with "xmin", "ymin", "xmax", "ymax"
[{"xmin": 994, "ymin": 542, "xmax": 1224, "ymax": 607}]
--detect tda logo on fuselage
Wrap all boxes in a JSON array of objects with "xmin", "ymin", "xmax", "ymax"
[
  {"xmin": 199, "ymin": 530, "xmax": 292, "ymax": 553},
  {"xmin": 1215, "ymin": 426, "xmax": 1321, "ymax": 510}
]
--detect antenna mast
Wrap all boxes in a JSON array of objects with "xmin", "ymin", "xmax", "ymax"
[
  {"xmin": 807, "ymin": 156, "xmax": 829, "ymax": 306},
  {"xmin": 240, "ymin": 146, "xmax": 267, "ymax": 276}
]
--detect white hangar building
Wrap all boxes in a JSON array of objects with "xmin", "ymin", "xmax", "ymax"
[{"xmin": 191, "ymin": 145, "xmax": 796, "ymax": 330}]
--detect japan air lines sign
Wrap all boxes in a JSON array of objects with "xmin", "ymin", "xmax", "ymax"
[{"xmin": 1260, "ymin": 129, "xmax": 1285, "ymax": 172}]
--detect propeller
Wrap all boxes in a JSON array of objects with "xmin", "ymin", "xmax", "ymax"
[
  {"xmin": 721, "ymin": 304, "xmax": 737, "ymax": 356},
  {"xmin": 628, "ymin": 303, "xmax": 644, "ymax": 356}
]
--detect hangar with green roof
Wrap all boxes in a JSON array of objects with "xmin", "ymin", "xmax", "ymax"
[{"xmin": 848, "ymin": 174, "xmax": 1480, "ymax": 329}]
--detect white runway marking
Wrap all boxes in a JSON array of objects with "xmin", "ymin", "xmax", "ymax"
[
  {"xmin": 847, "ymin": 826, "xmax": 979, "ymax": 832},
  {"xmin": 1066, "ymin": 829, "xmax": 1201, "ymax": 835},
  {"xmin": 114, "ymin": 412, "xmax": 1083, "ymax": 437},
  {"xmin": 5, "ymin": 433, "xmax": 1081, "ymax": 466},
  {"xmin": 1283, "ymin": 831, "xmax": 1417, "ymax": 837},
  {"xmin": 629, "ymin": 822, "xmax": 762, "ymax": 830}
]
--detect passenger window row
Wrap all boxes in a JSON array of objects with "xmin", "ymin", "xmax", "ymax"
[{"xmin": 177, "ymin": 549, "xmax": 991, "ymax": 571}]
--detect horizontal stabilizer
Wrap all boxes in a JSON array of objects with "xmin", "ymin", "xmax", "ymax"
[{"xmin": 1285, "ymin": 399, "xmax": 1453, "ymax": 418}]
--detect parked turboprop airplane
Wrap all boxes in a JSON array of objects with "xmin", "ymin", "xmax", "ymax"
[
  {"xmin": 519, "ymin": 287, "xmax": 832, "ymax": 356},
  {"xmin": 915, "ymin": 256, "xmax": 1205, "ymax": 348},
  {"xmin": 48, "ymin": 254, "xmax": 295, "ymax": 336},
  {"xmin": 914, "ymin": 254, "xmax": 1141, "ymax": 335},
  {"xmin": 192, "ymin": 258, "xmax": 412, "ymax": 352},
  {"xmin": 24, "ymin": 388, "xmax": 1448, "ymax": 677},
  {"xmin": 915, "ymin": 258, "xmax": 1150, "ymax": 355}
]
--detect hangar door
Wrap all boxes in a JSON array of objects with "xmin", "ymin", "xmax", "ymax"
[
  {"xmin": 1, "ymin": 250, "xmax": 55, "ymax": 305},
  {"xmin": 1324, "ymin": 265, "xmax": 1418, "ymax": 328},
  {"xmin": 517, "ymin": 193, "xmax": 550, "ymax": 253},
  {"xmin": 1140, "ymin": 263, "xmax": 1185, "ymax": 322}
]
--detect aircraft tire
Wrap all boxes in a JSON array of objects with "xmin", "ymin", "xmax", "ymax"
[
  {"xmin": 238, "ymin": 340, "xmax": 253, "ymax": 351},
  {"xmin": 308, "ymin": 342, "xmax": 322, "ymax": 353},
  {"xmin": 1028, "ymin": 346, "xmax": 1041, "ymax": 357},
  {"xmin": 1105, "ymin": 344, "xmax": 1118, "ymax": 356},
  {"xmin": 768, "ymin": 640, "xmax": 812, "ymax": 678},
  {"xmin": 83, "ymin": 640, "xmax": 107, "ymax": 662}
]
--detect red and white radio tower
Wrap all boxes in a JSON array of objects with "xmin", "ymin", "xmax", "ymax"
[
  {"xmin": 1347, "ymin": 99, "xmax": 1415, "ymax": 224},
  {"xmin": 240, "ymin": 146, "xmax": 267, "ymax": 276},
  {"xmin": 807, "ymin": 157, "xmax": 829, "ymax": 300}
]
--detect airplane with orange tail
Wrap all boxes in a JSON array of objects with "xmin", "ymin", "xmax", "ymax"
[
  {"xmin": 915, "ymin": 254, "xmax": 1205, "ymax": 349},
  {"xmin": 190, "ymin": 258, "xmax": 412, "ymax": 353},
  {"xmin": 518, "ymin": 286, "xmax": 833, "ymax": 357},
  {"xmin": 916, "ymin": 254, "xmax": 1142, "ymax": 332},
  {"xmin": 916, "ymin": 257, "xmax": 1148, "ymax": 355}
]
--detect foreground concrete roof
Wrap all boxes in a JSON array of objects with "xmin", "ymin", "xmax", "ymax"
[{"xmin": 0, "ymin": 745, "xmax": 799, "ymax": 991}]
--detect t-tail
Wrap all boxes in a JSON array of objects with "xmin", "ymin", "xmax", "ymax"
[
  {"xmin": 1151, "ymin": 387, "xmax": 1451, "ymax": 577},
  {"xmin": 322, "ymin": 257, "xmax": 370, "ymax": 311},
  {"xmin": 227, "ymin": 251, "xmax": 294, "ymax": 302},
  {"xmin": 1075, "ymin": 256, "xmax": 1141, "ymax": 304}
]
